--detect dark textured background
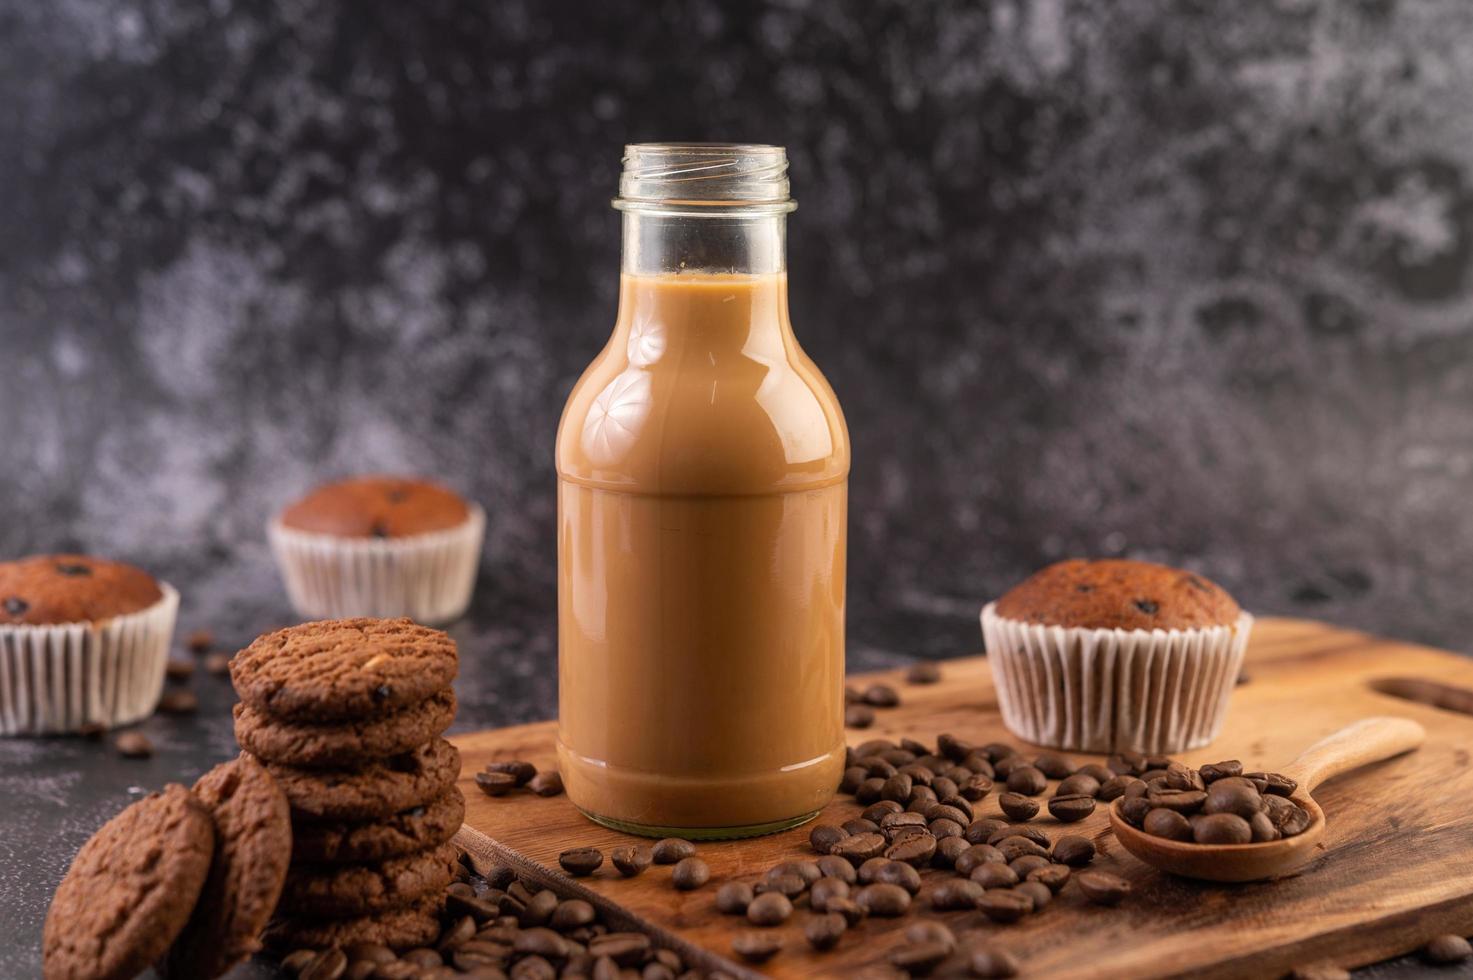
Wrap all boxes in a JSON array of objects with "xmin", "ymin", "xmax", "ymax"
[{"xmin": 3, "ymin": 1, "xmax": 1473, "ymax": 976}]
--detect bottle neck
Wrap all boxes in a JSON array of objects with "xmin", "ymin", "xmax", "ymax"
[{"xmin": 620, "ymin": 210, "xmax": 787, "ymax": 277}]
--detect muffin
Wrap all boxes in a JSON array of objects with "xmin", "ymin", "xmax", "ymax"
[
  {"xmin": 982, "ymin": 559, "xmax": 1252, "ymax": 753},
  {"xmin": 268, "ymin": 476, "xmax": 484, "ymax": 625},
  {"xmin": 0, "ymin": 554, "xmax": 180, "ymax": 735}
]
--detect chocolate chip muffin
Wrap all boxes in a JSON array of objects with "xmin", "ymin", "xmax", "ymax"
[
  {"xmin": 0, "ymin": 554, "xmax": 179, "ymax": 735},
  {"xmin": 268, "ymin": 478, "xmax": 485, "ymax": 624},
  {"xmin": 993, "ymin": 559, "xmax": 1241, "ymax": 632},
  {"xmin": 0, "ymin": 554, "xmax": 163, "ymax": 626},
  {"xmin": 279, "ymin": 477, "xmax": 469, "ymax": 539},
  {"xmin": 983, "ymin": 559, "xmax": 1252, "ymax": 753}
]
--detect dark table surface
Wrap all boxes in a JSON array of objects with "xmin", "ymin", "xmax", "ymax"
[{"xmin": 1, "ymin": 587, "xmax": 1468, "ymax": 980}]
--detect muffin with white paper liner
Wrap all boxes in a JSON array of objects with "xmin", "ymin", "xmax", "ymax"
[
  {"xmin": 982, "ymin": 558, "xmax": 1252, "ymax": 754},
  {"xmin": 268, "ymin": 475, "xmax": 484, "ymax": 625},
  {"xmin": 0, "ymin": 554, "xmax": 180, "ymax": 736}
]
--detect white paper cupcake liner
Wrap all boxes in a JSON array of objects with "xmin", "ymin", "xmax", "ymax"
[
  {"xmin": 0, "ymin": 584, "xmax": 180, "ymax": 736},
  {"xmin": 268, "ymin": 504, "xmax": 485, "ymax": 625},
  {"xmin": 982, "ymin": 602, "xmax": 1253, "ymax": 754}
]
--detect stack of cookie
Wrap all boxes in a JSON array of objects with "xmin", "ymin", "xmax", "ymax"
[{"xmin": 229, "ymin": 617, "xmax": 465, "ymax": 950}]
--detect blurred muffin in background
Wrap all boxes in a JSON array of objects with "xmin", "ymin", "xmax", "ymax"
[
  {"xmin": 0, "ymin": 554, "xmax": 180, "ymax": 735},
  {"xmin": 268, "ymin": 476, "xmax": 484, "ymax": 625},
  {"xmin": 982, "ymin": 558, "xmax": 1252, "ymax": 754}
]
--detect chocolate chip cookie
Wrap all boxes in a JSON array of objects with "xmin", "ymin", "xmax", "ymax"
[
  {"xmin": 233, "ymin": 689, "xmax": 456, "ymax": 768},
  {"xmin": 277, "ymin": 840, "xmax": 459, "ymax": 917},
  {"xmin": 165, "ymin": 755, "xmax": 292, "ymax": 979},
  {"xmin": 230, "ymin": 618, "xmax": 458, "ymax": 721},
  {"xmin": 292, "ymin": 786, "xmax": 465, "ymax": 865},
  {"xmin": 263, "ymin": 894, "xmax": 446, "ymax": 950},
  {"xmin": 43, "ymin": 785, "xmax": 214, "ymax": 980},
  {"xmin": 262, "ymin": 737, "xmax": 461, "ymax": 821}
]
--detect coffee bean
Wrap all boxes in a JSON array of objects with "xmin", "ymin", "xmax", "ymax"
[
  {"xmin": 756, "ymin": 873, "xmax": 804, "ymax": 899},
  {"xmin": 863, "ymin": 799, "xmax": 904, "ymax": 820},
  {"xmin": 1005, "ymin": 766, "xmax": 1048, "ymax": 796},
  {"xmin": 805, "ymin": 912, "xmax": 848, "ymax": 951},
  {"xmin": 937, "ymin": 733, "xmax": 973, "ymax": 761},
  {"xmin": 929, "ymin": 879, "xmax": 984, "ymax": 911},
  {"xmin": 993, "ymin": 755, "xmax": 1027, "ymax": 779},
  {"xmin": 1015, "ymin": 880, "xmax": 1053, "ymax": 910},
  {"xmin": 855, "ymin": 777, "xmax": 886, "ymax": 803},
  {"xmin": 204, "ymin": 652, "xmax": 231, "ymax": 675},
  {"xmin": 1143, "ymin": 808, "xmax": 1193, "ymax": 841},
  {"xmin": 839, "ymin": 766, "xmax": 868, "ymax": 793},
  {"xmin": 809, "ymin": 877, "xmax": 851, "ymax": 912},
  {"xmin": 880, "ymin": 810, "xmax": 926, "ymax": 831},
  {"xmin": 1165, "ymin": 763, "xmax": 1206, "ymax": 792},
  {"xmin": 1108, "ymin": 752, "xmax": 1146, "ymax": 776},
  {"xmin": 1421, "ymin": 935, "xmax": 1473, "ymax": 964},
  {"xmin": 164, "ymin": 659, "xmax": 195, "ymax": 682},
  {"xmin": 817, "ymin": 854, "xmax": 858, "ymax": 883},
  {"xmin": 527, "ymin": 771, "xmax": 564, "ymax": 796},
  {"xmin": 157, "ymin": 689, "xmax": 199, "ymax": 715},
  {"xmin": 965, "ymin": 818, "xmax": 1008, "ymax": 844},
  {"xmin": 610, "ymin": 845, "xmax": 652, "ymax": 877},
  {"xmin": 969, "ymin": 862, "xmax": 1019, "ymax": 889},
  {"xmin": 1146, "ymin": 788, "xmax": 1207, "ymax": 814},
  {"xmin": 671, "ymin": 857, "xmax": 709, "ymax": 890},
  {"xmin": 486, "ymin": 760, "xmax": 537, "ymax": 786},
  {"xmin": 445, "ymin": 891, "xmax": 501, "ymax": 922},
  {"xmin": 810, "ymin": 824, "xmax": 849, "ymax": 854},
  {"xmin": 856, "ymin": 737, "xmax": 896, "ymax": 756},
  {"xmin": 651, "ymin": 838, "xmax": 695, "ymax": 864},
  {"xmin": 929, "ymin": 818, "xmax": 964, "ymax": 839},
  {"xmin": 115, "ymin": 731, "xmax": 153, "ymax": 759},
  {"xmin": 731, "ymin": 930, "xmax": 782, "ymax": 962},
  {"xmin": 300, "ymin": 948, "xmax": 348, "ymax": 980},
  {"xmin": 998, "ymin": 792, "xmax": 1039, "ymax": 821},
  {"xmin": 715, "ymin": 881, "xmax": 754, "ymax": 914},
  {"xmin": 1119, "ymin": 796, "xmax": 1153, "ymax": 826},
  {"xmin": 874, "ymin": 860, "xmax": 922, "ymax": 894},
  {"xmin": 549, "ymin": 899, "xmax": 595, "ymax": 931},
  {"xmin": 953, "ymin": 844, "xmax": 1003, "ymax": 876},
  {"xmin": 1122, "ymin": 778, "xmax": 1149, "ymax": 799},
  {"xmin": 514, "ymin": 927, "xmax": 569, "ymax": 958},
  {"xmin": 885, "ymin": 833, "xmax": 936, "ymax": 867},
  {"xmin": 977, "ymin": 889, "xmax": 1033, "ymax": 923},
  {"xmin": 857, "ymin": 857, "xmax": 890, "ymax": 885},
  {"xmin": 901, "ymin": 737, "xmax": 933, "ymax": 755},
  {"xmin": 1008, "ymin": 855, "xmax": 1051, "ymax": 878},
  {"xmin": 436, "ymin": 914, "xmax": 476, "ymax": 949},
  {"xmin": 863, "ymin": 684, "xmax": 900, "ymax": 707},
  {"xmin": 1048, "ymin": 793, "xmax": 1096, "ymax": 823},
  {"xmin": 994, "ymin": 836, "xmax": 1049, "ymax": 862},
  {"xmin": 1097, "ymin": 775, "xmax": 1136, "ymax": 802},
  {"xmin": 1027, "ymin": 863, "xmax": 1071, "ymax": 893},
  {"xmin": 519, "ymin": 889, "xmax": 559, "ymax": 926},
  {"xmin": 890, "ymin": 940, "xmax": 950, "ymax": 973},
  {"xmin": 1204, "ymin": 781, "xmax": 1264, "ymax": 819},
  {"xmin": 1056, "ymin": 774, "xmax": 1100, "ymax": 798},
  {"xmin": 855, "ymin": 882, "xmax": 911, "ymax": 916},
  {"xmin": 881, "ymin": 773, "xmax": 913, "ymax": 803},
  {"xmin": 588, "ymin": 933, "xmax": 651, "ymax": 965},
  {"xmin": 558, "ymin": 848, "xmax": 603, "ymax": 877},
  {"xmin": 1199, "ymin": 759, "xmax": 1243, "ymax": 782},
  {"xmin": 898, "ymin": 762, "xmax": 935, "ymax": 787},
  {"xmin": 831, "ymin": 832, "xmax": 887, "ymax": 866},
  {"xmin": 345, "ymin": 943, "xmax": 396, "ymax": 966},
  {"xmin": 1249, "ymin": 811, "xmax": 1280, "ymax": 842},
  {"xmin": 402, "ymin": 949, "xmax": 443, "ymax": 968},
  {"xmin": 932, "ymin": 835, "xmax": 970, "ymax": 868},
  {"xmin": 970, "ymin": 946, "xmax": 1022, "ymax": 978},
  {"xmin": 931, "ymin": 776, "xmax": 959, "ymax": 801},
  {"xmin": 745, "ymin": 891, "xmax": 793, "ymax": 926},
  {"xmin": 475, "ymin": 771, "xmax": 518, "ymax": 797},
  {"xmin": 1033, "ymin": 753, "xmax": 1074, "ymax": 779},
  {"xmin": 959, "ymin": 774, "xmax": 995, "ymax": 801},
  {"xmin": 826, "ymin": 896, "xmax": 867, "ymax": 926},
  {"xmin": 1051, "ymin": 835, "xmax": 1095, "ymax": 866},
  {"xmin": 845, "ymin": 705, "xmax": 876, "ymax": 728},
  {"xmin": 1076, "ymin": 870, "xmax": 1132, "ymax": 905},
  {"xmin": 1194, "ymin": 813, "xmax": 1253, "ymax": 844}
]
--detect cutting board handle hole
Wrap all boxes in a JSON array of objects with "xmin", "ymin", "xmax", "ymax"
[{"xmin": 1368, "ymin": 676, "xmax": 1473, "ymax": 717}]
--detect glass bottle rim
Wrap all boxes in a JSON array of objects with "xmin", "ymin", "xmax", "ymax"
[{"xmin": 614, "ymin": 142, "xmax": 796, "ymax": 215}]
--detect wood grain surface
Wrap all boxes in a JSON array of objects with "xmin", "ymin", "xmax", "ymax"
[{"xmin": 452, "ymin": 618, "xmax": 1473, "ymax": 978}]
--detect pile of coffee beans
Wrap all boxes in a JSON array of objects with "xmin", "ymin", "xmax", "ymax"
[
  {"xmin": 474, "ymin": 759, "xmax": 565, "ymax": 799},
  {"xmin": 1111, "ymin": 757, "xmax": 1313, "ymax": 845},
  {"xmin": 279, "ymin": 854, "xmax": 710, "ymax": 980}
]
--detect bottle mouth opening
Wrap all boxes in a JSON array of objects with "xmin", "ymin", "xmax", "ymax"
[{"xmin": 614, "ymin": 142, "xmax": 796, "ymax": 214}]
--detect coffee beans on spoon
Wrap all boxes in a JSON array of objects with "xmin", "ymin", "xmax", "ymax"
[{"xmin": 1118, "ymin": 760, "xmax": 1313, "ymax": 844}]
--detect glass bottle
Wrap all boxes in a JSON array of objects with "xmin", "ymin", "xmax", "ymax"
[{"xmin": 555, "ymin": 143, "xmax": 850, "ymax": 838}]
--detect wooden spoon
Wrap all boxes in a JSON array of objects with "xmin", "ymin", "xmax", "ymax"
[{"xmin": 1109, "ymin": 716, "xmax": 1426, "ymax": 882}]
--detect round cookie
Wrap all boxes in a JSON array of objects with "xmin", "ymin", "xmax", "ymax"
[
  {"xmin": 263, "ymin": 737, "xmax": 462, "ymax": 822},
  {"xmin": 230, "ymin": 618, "xmax": 458, "ymax": 721},
  {"xmin": 43, "ymin": 785, "xmax": 214, "ymax": 980},
  {"xmin": 277, "ymin": 840, "xmax": 459, "ymax": 917},
  {"xmin": 292, "ymin": 787, "xmax": 465, "ymax": 865},
  {"xmin": 279, "ymin": 476, "xmax": 469, "ymax": 538},
  {"xmin": 993, "ymin": 558, "xmax": 1240, "ymax": 631},
  {"xmin": 263, "ymin": 894, "xmax": 445, "ymax": 951},
  {"xmin": 0, "ymin": 554, "xmax": 163, "ymax": 626},
  {"xmin": 165, "ymin": 755, "xmax": 292, "ymax": 979},
  {"xmin": 233, "ymin": 689, "xmax": 456, "ymax": 768}
]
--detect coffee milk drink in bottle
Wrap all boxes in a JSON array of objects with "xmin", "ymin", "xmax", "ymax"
[{"xmin": 556, "ymin": 144, "xmax": 849, "ymax": 837}]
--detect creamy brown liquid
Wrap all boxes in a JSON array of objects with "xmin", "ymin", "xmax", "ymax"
[{"xmin": 555, "ymin": 272, "xmax": 849, "ymax": 832}]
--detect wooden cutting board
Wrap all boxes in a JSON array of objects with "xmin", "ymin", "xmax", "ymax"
[{"xmin": 451, "ymin": 618, "xmax": 1473, "ymax": 978}]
